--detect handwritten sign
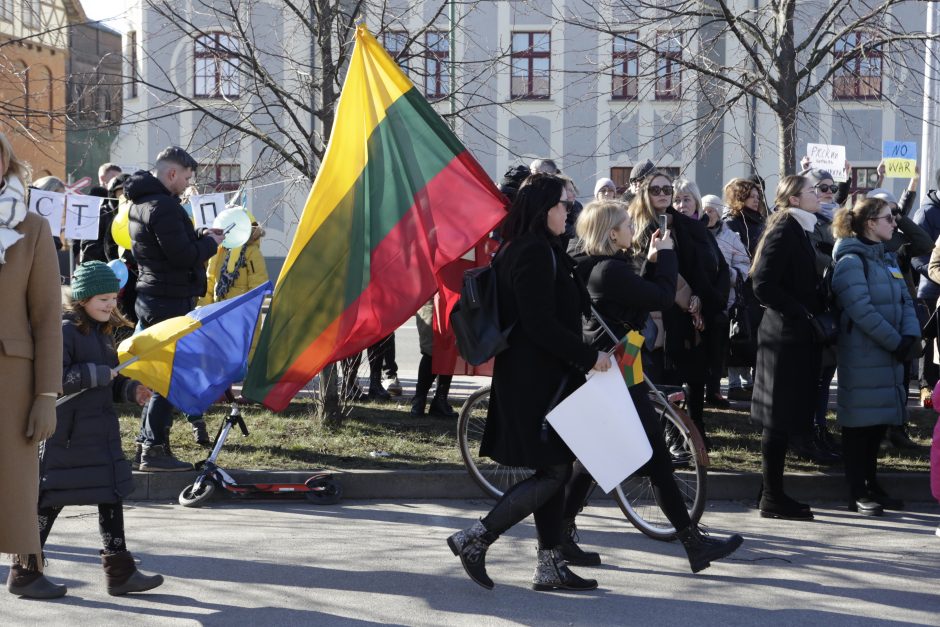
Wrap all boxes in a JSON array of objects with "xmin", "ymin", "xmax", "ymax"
[
  {"xmin": 28, "ymin": 190, "xmax": 66, "ymax": 233},
  {"xmin": 807, "ymin": 143, "xmax": 848, "ymax": 182},
  {"xmin": 882, "ymin": 141, "xmax": 917, "ymax": 178},
  {"xmin": 190, "ymin": 193, "xmax": 226, "ymax": 229},
  {"xmin": 64, "ymin": 195, "xmax": 102, "ymax": 240}
]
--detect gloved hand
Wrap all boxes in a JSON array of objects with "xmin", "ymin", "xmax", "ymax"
[
  {"xmin": 25, "ymin": 395, "xmax": 57, "ymax": 443},
  {"xmin": 892, "ymin": 335, "xmax": 918, "ymax": 362}
]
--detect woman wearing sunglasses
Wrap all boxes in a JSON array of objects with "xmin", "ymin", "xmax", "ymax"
[
  {"xmin": 628, "ymin": 172, "xmax": 730, "ymax": 444},
  {"xmin": 830, "ymin": 198, "xmax": 920, "ymax": 516},
  {"xmin": 750, "ymin": 175, "xmax": 827, "ymax": 520}
]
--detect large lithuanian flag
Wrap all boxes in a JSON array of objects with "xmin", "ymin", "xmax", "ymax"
[{"xmin": 243, "ymin": 25, "xmax": 508, "ymax": 410}]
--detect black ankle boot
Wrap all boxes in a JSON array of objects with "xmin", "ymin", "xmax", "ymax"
[
  {"xmin": 676, "ymin": 526, "xmax": 744, "ymax": 573},
  {"xmin": 410, "ymin": 394, "xmax": 427, "ymax": 416},
  {"xmin": 532, "ymin": 548, "xmax": 598, "ymax": 591},
  {"xmin": 447, "ymin": 520, "xmax": 499, "ymax": 589},
  {"xmin": 557, "ymin": 519, "xmax": 601, "ymax": 566},
  {"xmin": 866, "ymin": 481, "xmax": 904, "ymax": 510},
  {"xmin": 759, "ymin": 493, "xmax": 813, "ymax": 520},
  {"xmin": 428, "ymin": 395, "xmax": 457, "ymax": 419}
]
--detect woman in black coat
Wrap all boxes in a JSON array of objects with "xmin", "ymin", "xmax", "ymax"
[
  {"xmin": 574, "ymin": 200, "xmax": 743, "ymax": 573},
  {"xmin": 629, "ymin": 172, "xmax": 730, "ymax": 442},
  {"xmin": 447, "ymin": 174, "xmax": 609, "ymax": 593},
  {"xmin": 750, "ymin": 176, "xmax": 826, "ymax": 520}
]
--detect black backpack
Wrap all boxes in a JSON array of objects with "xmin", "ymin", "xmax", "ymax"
[{"xmin": 450, "ymin": 247, "xmax": 514, "ymax": 366}]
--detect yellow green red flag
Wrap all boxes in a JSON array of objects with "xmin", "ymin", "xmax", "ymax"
[
  {"xmin": 243, "ymin": 25, "xmax": 508, "ymax": 411},
  {"xmin": 614, "ymin": 331, "xmax": 645, "ymax": 388}
]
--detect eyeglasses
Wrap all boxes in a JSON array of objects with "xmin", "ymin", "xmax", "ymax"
[
  {"xmin": 648, "ymin": 185, "xmax": 674, "ymax": 197},
  {"xmin": 871, "ymin": 213, "xmax": 896, "ymax": 224},
  {"xmin": 815, "ymin": 184, "xmax": 838, "ymax": 193}
]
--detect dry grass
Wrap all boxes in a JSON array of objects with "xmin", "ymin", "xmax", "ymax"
[{"xmin": 117, "ymin": 397, "xmax": 934, "ymax": 473}]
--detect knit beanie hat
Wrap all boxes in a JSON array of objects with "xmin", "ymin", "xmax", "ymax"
[{"xmin": 71, "ymin": 261, "xmax": 120, "ymax": 301}]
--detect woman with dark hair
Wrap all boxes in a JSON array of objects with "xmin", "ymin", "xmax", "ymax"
[
  {"xmin": 574, "ymin": 200, "xmax": 743, "ymax": 572},
  {"xmin": 750, "ymin": 175, "xmax": 826, "ymax": 520},
  {"xmin": 447, "ymin": 173, "xmax": 610, "ymax": 592},
  {"xmin": 723, "ymin": 177, "xmax": 768, "ymax": 401},
  {"xmin": 831, "ymin": 199, "xmax": 920, "ymax": 515}
]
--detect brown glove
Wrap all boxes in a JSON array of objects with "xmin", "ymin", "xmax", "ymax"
[{"xmin": 25, "ymin": 395, "xmax": 57, "ymax": 443}]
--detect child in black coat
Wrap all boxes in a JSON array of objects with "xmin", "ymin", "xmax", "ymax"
[{"xmin": 15, "ymin": 262, "xmax": 163, "ymax": 599}]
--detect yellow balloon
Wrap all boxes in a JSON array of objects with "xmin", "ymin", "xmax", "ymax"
[{"xmin": 111, "ymin": 202, "xmax": 132, "ymax": 250}]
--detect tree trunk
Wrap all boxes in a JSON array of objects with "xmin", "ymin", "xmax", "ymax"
[{"xmin": 777, "ymin": 105, "xmax": 798, "ymax": 178}]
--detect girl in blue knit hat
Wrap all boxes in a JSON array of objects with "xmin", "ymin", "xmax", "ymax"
[{"xmin": 10, "ymin": 261, "xmax": 163, "ymax": 599}]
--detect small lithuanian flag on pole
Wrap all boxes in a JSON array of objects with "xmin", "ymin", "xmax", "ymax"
[{"xmin": 614, "ymin": 331, "xmax": 645, "ymax": 387}]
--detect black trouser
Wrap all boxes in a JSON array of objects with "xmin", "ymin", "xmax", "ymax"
[
  {"xmin": 705, "ymin": 314, "xmax": 730, "ymax": 397},
  {"xmin": 814, "ymin": 363, "xmax": 837, "ymax": 429},
  {"xmin": 135, "ymin": 294, "xmax": 197, "ymax": 447},
  {"xmin": 842, "ymin": 425, "xmax": 889, "ymax": 499},
  {"xmin": 921, "ymin": 300, "xmax": 939, "ymax": 390},
  {"xmin": 415, "ymin": 353, "xmax": 452, "ymax": 399},
  {"xmin": 562, "ymin": 386, "xmax": 692, "ymax": 531},
  {"xmin": 482, "ymin": 463, "xmax": 572, "ymax": 549},
  {"xmin": 675, "ymin": 342, "xmax": 707, "ymax": 434},
  {"xmin": 373, "ymin": 333, "xmax": 397, "ymax": 378},
  {"xmin": 761, "ymin": 427, "xmax": 789, "ymax": 498},
  {"xmin": 39, "ymin": 501, "xmax": 126, "ymax": 554}
]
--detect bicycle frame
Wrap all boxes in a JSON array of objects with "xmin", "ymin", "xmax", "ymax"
[{"xmin": 590, "ymin": 307, "xmax": 709, "ymax": 467}]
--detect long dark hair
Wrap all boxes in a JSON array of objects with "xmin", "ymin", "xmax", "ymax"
[
  {"xmin": 66, "ymin": 298, "xmax": 132, "ymax": 337},
  {"xmin": 500, "ymin": 173, "xmax": 566, "ymax": 242}
]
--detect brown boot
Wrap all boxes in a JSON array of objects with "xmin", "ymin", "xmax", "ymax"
[
  {"xmin": 7, "ymin": 564, "xmax": 67, "ymax": 599},
  {"xmin": 101, "ymin": 551, "xmax": 164, "ymax": 596}
]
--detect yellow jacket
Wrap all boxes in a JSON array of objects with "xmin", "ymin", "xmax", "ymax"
[{"xmin": 198, "ymin": 225, "xmax": 269, "ymax": 306}]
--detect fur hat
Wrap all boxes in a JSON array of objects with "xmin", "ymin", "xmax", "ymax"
[{"xmin": 70, "ymin": 261, "xmax": 120, "ymax": 301}]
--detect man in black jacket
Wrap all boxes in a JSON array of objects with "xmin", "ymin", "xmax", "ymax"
[{"xmin": 126, "ymin": 147, "xmax": 224, "ymax": 471}]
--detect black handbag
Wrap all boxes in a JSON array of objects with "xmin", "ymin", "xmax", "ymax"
[{"xmin": 809, "ymin": 311, "xmax": 839, "ymax": 345}]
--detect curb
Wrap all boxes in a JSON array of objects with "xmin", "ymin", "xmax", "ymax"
[{"xmin": 128, "ymin": 468, "xmax": 934, "ymax": 503}]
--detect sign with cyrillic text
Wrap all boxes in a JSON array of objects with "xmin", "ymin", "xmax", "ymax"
[{"xmin": 807, "ymin": 143, "xmax": 848, "ymax": 182}]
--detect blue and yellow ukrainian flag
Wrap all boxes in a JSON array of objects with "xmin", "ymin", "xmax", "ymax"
[{"xmin": 118, "ymin": 282, "xmax": 271, "ymax": 415}]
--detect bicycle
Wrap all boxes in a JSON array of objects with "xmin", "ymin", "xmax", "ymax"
[{"xmin": 456, "ymin": 379, "xmax": 707, "ymax": 541}]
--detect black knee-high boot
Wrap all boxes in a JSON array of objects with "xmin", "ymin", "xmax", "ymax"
[{"xmin": 759, "ymin": 428, "xmax": 812, "ymax": 520}]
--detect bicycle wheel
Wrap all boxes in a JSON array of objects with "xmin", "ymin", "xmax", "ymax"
[
  {"xmin": 614, "ymin": 394, "xmax": 707, "ymax": 541},
  {"xmin": 457, "ymin": 386, "xmax": 533, "ymax": 498}
]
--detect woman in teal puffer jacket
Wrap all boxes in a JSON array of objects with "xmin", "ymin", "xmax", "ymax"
[{"xmin": 831, "ymin": 198, "xmax": 920, "ymax": 517}]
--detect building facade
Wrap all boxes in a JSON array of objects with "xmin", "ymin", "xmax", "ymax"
[
  {"xmin": 0, "ymin": 0, "xmax": 84, "ymax": 179},
  {"xmin": 110, "ymin": 0, "xmax": 932, "ymax": 275},
  {"xmin": 66, "ymin": 19, "xmax": 122, "ymax": 183}
]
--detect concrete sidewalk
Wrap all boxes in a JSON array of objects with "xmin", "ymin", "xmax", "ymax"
[
  {"xmin": 130, "ymin": 468, "xmax": 933, "ymax": 504},
  {"xmin": 1, "ymin": 500, "xmax": 937, "ymax": 626}
]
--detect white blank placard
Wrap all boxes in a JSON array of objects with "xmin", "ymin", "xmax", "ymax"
[{"xmin": 547, "ymin": 357, "xmax": 652, "ymax": 493}]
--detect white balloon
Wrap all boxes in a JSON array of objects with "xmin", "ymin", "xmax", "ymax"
[{"xmin": 212, "ymin": 208, "xmax": 252, "ymax": 249}]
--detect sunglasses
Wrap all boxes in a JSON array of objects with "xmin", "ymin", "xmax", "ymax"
[
  {"xmin": 815, "ymin": 183, "xmax": 838, "ymax": 193},
  {"xmin": 871, "ymin": 213, "xmax": 896, "ymax": 223},
  {"xmin": 648, "ymin": 185, "xmax": 674, "ymax": 197}
]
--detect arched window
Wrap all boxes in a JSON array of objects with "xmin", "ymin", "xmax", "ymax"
[
  {"xmin": 38, "ymin": 65, "xmax": 53, "ymax": 133},
  {"xmin": 194, "ymin": 32, "xmax": 240, "ymax": 98}
]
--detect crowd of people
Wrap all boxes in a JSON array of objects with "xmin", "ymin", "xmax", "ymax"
[
  {"xmin": 3, "ymin": 127, "xmax": 939, "ymax": 599},
  {"xmin": 447, "ymin": 156, "xmax": 940, "ymax": 591}
]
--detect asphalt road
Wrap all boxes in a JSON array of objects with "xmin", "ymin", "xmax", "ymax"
[{"xmin": 1, "ymin": 499, "xmax": 937, "ymax": 626}]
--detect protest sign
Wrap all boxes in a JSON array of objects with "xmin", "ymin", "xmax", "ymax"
[
  {"xmin": 807, "ymin": 143, "xmax": 848, "ymax": 182},
  {"xmin": 64, "ymin": 195, "xmax": 102, "ymax": 240},
  {"xmin": 882, "ymin": 141, "xmax": 917, "ymax": 178},
  {"xmin": 190, "ymin": 193, "xmax": 226, "ymax": 229},
  {"xmin": 28, "ymin": 190, "xmax": 66, "ymax": 233},
  {"xmin": 546, "ymin": 357, "xmax": 652, "ymax": 493}
]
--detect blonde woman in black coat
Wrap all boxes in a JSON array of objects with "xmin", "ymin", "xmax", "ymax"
[
  {"xmin": 574, "ymin": 200, "xmax": 743, "ymax": 573},
  {"xmin": 447, "ymin": 174, "xmax": 610, "ymax": 592},
  {"xmin": 751, "ymin": 176, "xmax": 826, "ymax": 520}
]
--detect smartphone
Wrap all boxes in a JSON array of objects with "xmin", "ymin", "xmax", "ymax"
[{"xmin": 658, "ymin": 214, "xmax": 668, "ymax": 234}]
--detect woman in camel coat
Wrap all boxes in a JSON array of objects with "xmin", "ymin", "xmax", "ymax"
[{"xmin": 0, "ymin": 133, "xmax": 64, "ymax": 598}]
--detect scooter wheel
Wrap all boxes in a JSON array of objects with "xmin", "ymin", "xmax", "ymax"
[
  {"xmin": 179, "ymin": 481, "xmax": 216, "ymax": 507},
  {"xmin": 304, "ymin": 478, "xmax": 342, "ymax": 505}
]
